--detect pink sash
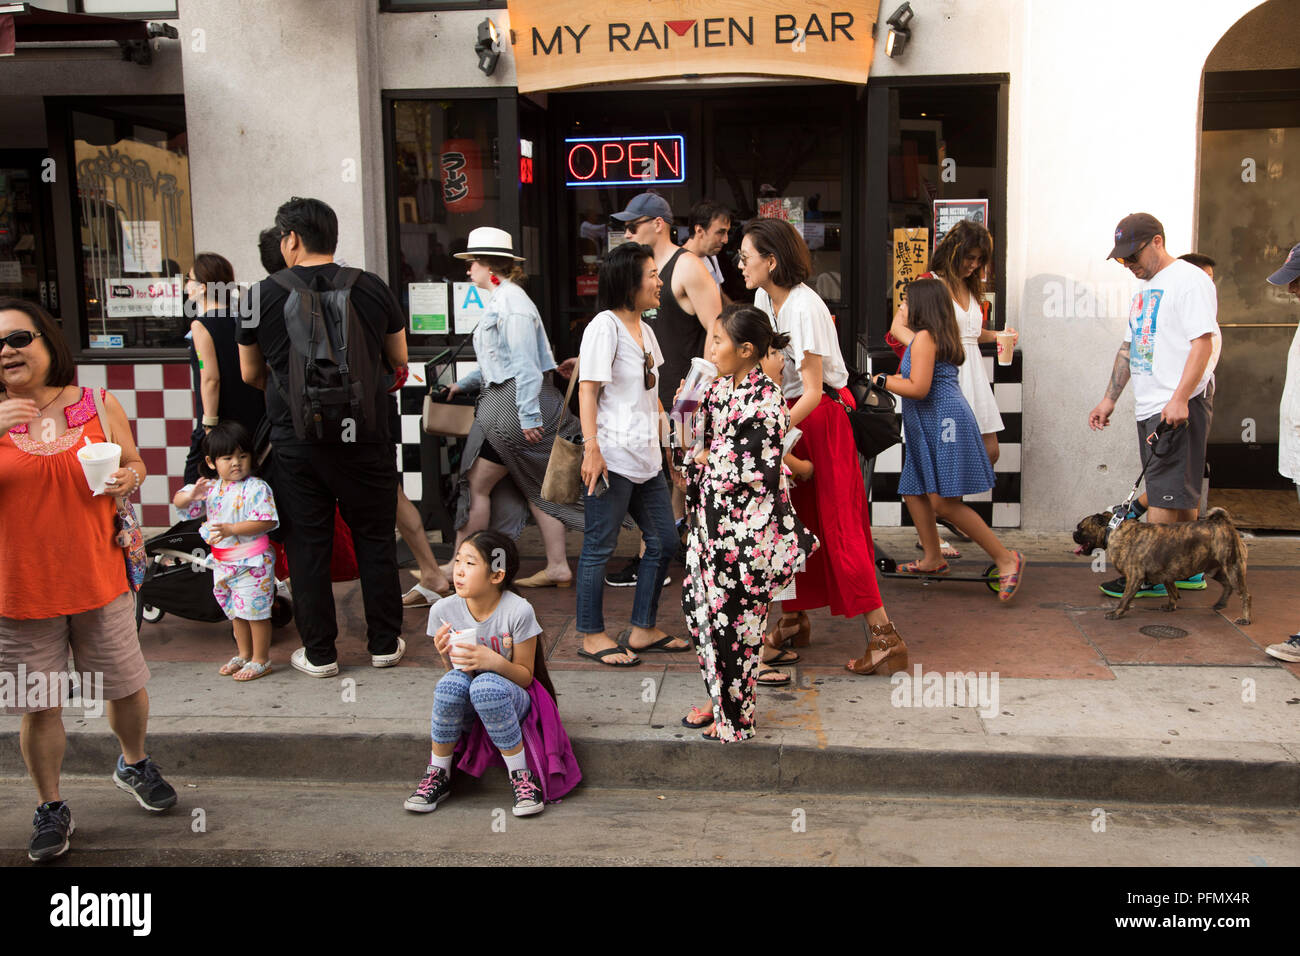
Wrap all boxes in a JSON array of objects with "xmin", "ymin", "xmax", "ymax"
[{"xmin": 210, "ymin": 535, "xmax": 271, "ymax": 563}]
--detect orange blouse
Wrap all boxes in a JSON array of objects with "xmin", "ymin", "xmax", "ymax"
[{"xmin": 0, "ymin": 387, "xmax": 129, "ymax": 619}]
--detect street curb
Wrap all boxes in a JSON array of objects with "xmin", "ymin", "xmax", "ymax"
[{"xmin": 3, "ymin": 730, "xmax": 1296, "ymax": 808}]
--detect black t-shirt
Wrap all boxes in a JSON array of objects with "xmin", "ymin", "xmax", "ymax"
[{"xmin": 237, "ymin": 263, "xmax": 405, "ymax": 445}]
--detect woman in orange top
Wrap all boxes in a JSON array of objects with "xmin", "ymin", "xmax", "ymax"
[{"xmin": 0, "ymin": 298, "xmax": 177, "ymax": 863}]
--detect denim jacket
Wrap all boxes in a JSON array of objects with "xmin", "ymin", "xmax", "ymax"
[{"xmin": 454, "ymin": 280, "xmax": 557, "ymax": 429}]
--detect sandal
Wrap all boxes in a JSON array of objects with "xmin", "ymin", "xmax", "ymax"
[
  {"xmin": 219, "ymin": 656, "xmax": 248, "ymax": 676},
  {"xmin": 577, "ymin": 645, "xmax": 641, "ymax": 667},
  {"xmin": 757, "ymin": 665, "xmax": 791, "ymax": 687},
  {"xmin": 900, "ymin": 559, "xmax": 949, "ymax": 576},
  {"xmin": 777, "ymin": 612, "xmax": 812, "ymax": 648},
  {"xmin": 233, "ymin": 660, "xmax": 273, "ymax": 682},
  {"xmin": 916, "ymin": 538, "xmax": 961, "ymax": 560},
  {"xmin": 998, "ymin": 551, "xmax": 1026, "ymax": 603},
  {"xmin": 846, "ymin": 621, "xmax": 909, "ymax": 676},
  {"xmin": 761, "ymin": 622, "xmax": 800, "ymax": 664},
  {"xmin": 618, "ymin": 632, "xmax": 692, "ymax": 654},
  {"xmin": 681, "ymin": 706, "xmax": 715, "ymax": 729}
]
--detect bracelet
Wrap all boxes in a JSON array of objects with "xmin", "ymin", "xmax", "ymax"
[
  {"xmin": 123, "ymin": 466, "xmax": 142, "ymax": 493},
  {"xmin": 202, "ymin": 414, "xmax": 219, "ymax": 426},
  {"xmin": 582, "ymin": 436, "xmax": 598, "ymax": 445}
]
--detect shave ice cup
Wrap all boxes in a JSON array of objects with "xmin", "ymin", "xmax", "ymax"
[{"xmin": 77, "ymin": 440, "xmax": 122, "ymax": 495}]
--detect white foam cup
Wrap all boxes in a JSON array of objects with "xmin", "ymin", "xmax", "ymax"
[
  {"xmin": 447, "ymin": 628, "xmax": 479, "ymax": 671},
  {"xmin": 77, "ymin": 441, "xmax": 122, "ymax": 495}
]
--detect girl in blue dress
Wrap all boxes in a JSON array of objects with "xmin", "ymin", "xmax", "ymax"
[{"xmin": 880, "ymin": 279, "xmax": 1025, "ymax": 601}]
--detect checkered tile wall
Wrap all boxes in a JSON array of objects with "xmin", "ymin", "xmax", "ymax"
[
  {"xmin": 860, "ymin": 345, "xmax": 1023, "ymax": 528},
  {"xmin": 75, "ymin": 363, "xmax": 431, "ymax": 530}
]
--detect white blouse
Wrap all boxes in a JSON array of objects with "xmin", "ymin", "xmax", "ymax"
[{"xmin": 754, "ymin": 284, "xmax": 849, "ymax": 399}]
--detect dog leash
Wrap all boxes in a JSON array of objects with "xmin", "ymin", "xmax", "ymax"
[{"xmin": 1106, "ymin": 419, "xmax": 1176, "ymax": 534}]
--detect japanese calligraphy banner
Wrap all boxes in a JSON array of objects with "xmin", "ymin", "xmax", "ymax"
[
  {"xmin": 893, "ymin": 228, "xmax": 928, "ymax": 317},
  {"xmin": 506, "ymin": 0, "xmax": 877, "ymax": 93}
]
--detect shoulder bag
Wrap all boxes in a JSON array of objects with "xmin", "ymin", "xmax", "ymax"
[
  {"xmin": 422, "ymin": 335, "xmax": 478, "ymax": 437},
  {"xmin": 541, "ymin": 358, "xmax": 584, "ymax": 505},
  {"xmin": 823, "ymin": 368, "xmax": 901, "ymax": 461}
]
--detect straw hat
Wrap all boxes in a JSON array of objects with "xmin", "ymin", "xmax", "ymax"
[{"xmin": 454, "ymin": 226, "xmax": 525, "ymax": 261}]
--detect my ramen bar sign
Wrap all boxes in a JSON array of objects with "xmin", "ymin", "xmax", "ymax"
[{"xmin": 507, "ymin": 0, "xmax": 877, "ymax": 93}]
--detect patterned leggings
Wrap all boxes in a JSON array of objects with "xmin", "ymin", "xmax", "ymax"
[{"xmin": 430, "ymin": 670, "xmax": 532, "ymax": 751}]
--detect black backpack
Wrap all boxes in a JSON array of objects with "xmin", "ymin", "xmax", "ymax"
[{"xmin": 270, "ymin": 267, "xmax": 385, "ymax": 443}]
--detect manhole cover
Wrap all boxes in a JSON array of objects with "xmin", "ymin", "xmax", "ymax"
[{"xmin": 1140, "ymin": 625, "xmax": 1188, "ymax": 639}]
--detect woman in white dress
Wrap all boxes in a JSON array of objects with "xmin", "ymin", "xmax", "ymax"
[{"xmin": 1264, "ymin": 244, "xmax": 1300, "ymax": 664}]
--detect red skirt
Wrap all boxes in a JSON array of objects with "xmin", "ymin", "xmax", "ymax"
[{"xmin": 783, "ymin": 390, "xmax": 883, "ymax": 618}]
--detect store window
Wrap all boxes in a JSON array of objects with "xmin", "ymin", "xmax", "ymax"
[
  {"xmin": 0, "ymin": 157, "xmax": 58, "ymax": 317},
  {"xmin": 882, "ymin": 84, "xmax": 1002, "ymax": 328},
  {"xmin": 72, "ymin": 104, "xmax": 193, "ymax": 351},
  {"xmin": 390, "ymin": 97, "xmax": 504, "ymax": 346}
]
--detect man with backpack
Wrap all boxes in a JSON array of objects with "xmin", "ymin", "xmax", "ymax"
[{"xmin": 238, "ymin": 197, "xmax": 408, "ymax": 677}]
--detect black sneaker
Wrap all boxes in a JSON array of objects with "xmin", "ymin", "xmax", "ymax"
[
  {"xmin": 113, "ymin": 756, "xmax": 178, "ymax": 812},
  {"xmin": 404, "ymin": 765, "xmax": 451, "ymax": 813},
  {"xmin": 604, "ymin": 559, "xmax": 671, "ymax": 588},
  {"xmin": 28, "ymin": 801, "xmax": 74, "ymax": 863},
  {"xmin": 509, "ymin": 768, "xmax": 544, "ymax": 817}
]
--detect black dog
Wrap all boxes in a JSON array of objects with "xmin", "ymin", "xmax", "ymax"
[{"xmin": 1072, "ymin": 508, "xmax": 1251, "ymax": 624}]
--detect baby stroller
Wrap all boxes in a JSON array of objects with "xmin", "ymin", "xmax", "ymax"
[{"xmin": 136, "ymin": 517, "xmax": 294, "ymax": 629}]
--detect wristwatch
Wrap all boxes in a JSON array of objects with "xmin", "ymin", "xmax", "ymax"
[{"xmin": 873, "ymin": 372, "xmax": 889, "ymax": 390}]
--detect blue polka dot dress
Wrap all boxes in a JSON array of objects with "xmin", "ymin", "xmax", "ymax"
[{"xmin": 897, "ymin": 342, "xmax": 996, "ymax": 498}]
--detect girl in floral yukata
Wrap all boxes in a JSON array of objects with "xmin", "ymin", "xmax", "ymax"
[
  {"xmin": 679, "ymin": 304, "xmax": 818, "ymax": 742},
  {"xmin": 173, "ymin": 422, "xmax": 279, "ymax": 682}
]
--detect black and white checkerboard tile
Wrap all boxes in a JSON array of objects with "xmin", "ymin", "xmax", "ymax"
[{"xmin": 860, "ymin": 345, "xmax": 1022, "ymax": 529}]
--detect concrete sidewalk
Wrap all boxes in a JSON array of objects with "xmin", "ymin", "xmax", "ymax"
[{"xmin": 2, "ymin": 532, "xmax": 1297, "ymax": 807}]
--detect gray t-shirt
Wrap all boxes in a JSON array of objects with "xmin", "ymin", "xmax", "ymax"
[{"xmin": 427, "ymin": 591, "xmax": 542, "ymax": 663}]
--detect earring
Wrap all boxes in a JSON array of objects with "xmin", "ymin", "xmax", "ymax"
[{"xmin": 490, "ymin": 274, "xmax": 500, "ymax": 286}]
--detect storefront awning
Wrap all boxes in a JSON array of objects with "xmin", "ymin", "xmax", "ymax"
[{"xmin": 0, "ymin": 2, "xmax": 177, "ymax": 61}]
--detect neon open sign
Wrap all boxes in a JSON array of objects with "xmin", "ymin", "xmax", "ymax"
[{"xmin": 565, "ymin": 134, "xmax": 685, "ymax": 187}]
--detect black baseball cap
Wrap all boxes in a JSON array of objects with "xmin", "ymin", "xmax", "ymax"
[
  {"xmin": 1107, "ymin": 213, "xmax": 1164, "ymax": 260},
  {"xmin": 1267, "ymin": 242, "xmax": 1300, "ymax": 285}
]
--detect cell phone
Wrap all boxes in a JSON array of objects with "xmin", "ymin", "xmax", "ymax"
[{"xmin": 591, "ymin": 473, "xmax": 610, "ymax": 497}]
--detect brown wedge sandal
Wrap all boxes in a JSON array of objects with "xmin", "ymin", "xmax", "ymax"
[
  {"xmin": 778, "ymin": 611, "xmax": 812, "ymax": 648},
  {"xmin": 845, "ymin": 621, "xmax": 909, "ymax": 676}
]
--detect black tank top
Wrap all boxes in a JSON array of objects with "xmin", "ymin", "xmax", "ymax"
[
  {"xmin": 650, "ymin": 247, "xmax": 705, "ymax": 411},
  {"xmin": 188, "ymin": 308, "xmax": 267, "ymax": 435}
]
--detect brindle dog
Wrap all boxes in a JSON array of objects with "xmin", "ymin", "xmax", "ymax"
[{"xmin": 1072, "ymin": 507, "xmax": 1251, "ymax": 624}]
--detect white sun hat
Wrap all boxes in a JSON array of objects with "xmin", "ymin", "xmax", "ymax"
[{"xmin": 454, "ymin": 226, "xmax": 525, "ymax": 261}]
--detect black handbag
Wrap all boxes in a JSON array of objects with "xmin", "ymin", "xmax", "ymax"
[{"xmin": 824, "ymin": 369, "xmax": 901, "ymax": 461}]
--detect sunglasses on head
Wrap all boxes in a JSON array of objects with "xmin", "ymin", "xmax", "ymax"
[
  {"xmin": 1116, "ymin": 238, "xmax": 1152, "ymax": 267},
  {"xmin": 0, "ymin": 330, "xmax": 43, "ymax": 349},
  {"xmin": 643, "ymin": 351, "xmax": 656, "ymax": 391}
]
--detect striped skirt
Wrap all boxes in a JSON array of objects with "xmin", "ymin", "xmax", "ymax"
[{"xmin": 454, "ymin": 376, "xmax": 587, "ymax": 537}]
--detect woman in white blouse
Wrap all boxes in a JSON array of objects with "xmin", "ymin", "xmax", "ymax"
[{"xmin": 741, "ymin": 219, "xmax": 907, "ymax": 677}]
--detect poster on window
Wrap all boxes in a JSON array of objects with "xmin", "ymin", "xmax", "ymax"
[
  {"xmin": 892, "ymin": 228, "xmax": 929, "ymax": 316},
  {"xmin": 932, "ymin": 200, "xmax": 988, "ymax": 250},
  {"xmin": 409, "ymin": 282, "xmax": 449, "ymax": 334},
  {"xmin": 104, "ymin": 276, "xmax": 183, "ymax": 318},
  {"xmin": 758, "ymin": 197, "xmax": 805, "ymax": 237},
  {"xmin": 453, "ymin": 281, "xmax": 488, "ymax": 334},
  {"xmin": 121, "ymin": 220, "xmax": 162, "ymax": 274}
]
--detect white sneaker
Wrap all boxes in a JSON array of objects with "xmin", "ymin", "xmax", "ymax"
[
  {"xmin": 372, "ymin": 637, "xmax": 406, "ymax": 668},
  {"xmin": 290, "ymin": 647, "xmax": 339, "ymax": 678},
  {"xmin": 1265, "ymin": 634, "xmax": 1300, "ymax": 663}
]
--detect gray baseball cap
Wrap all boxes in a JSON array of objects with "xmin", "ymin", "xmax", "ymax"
[
  {"xmin": 611, "ymin": 192, "xmax": 674, "ymax": 223},
  {"xmin": 1267, "ymin": 242, "xmax": 1300, "ymax": 285}
]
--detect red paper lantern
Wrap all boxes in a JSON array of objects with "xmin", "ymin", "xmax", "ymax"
[{"xmin": 440, "ymin": 138, "xmax": 484, "ymax": 214}]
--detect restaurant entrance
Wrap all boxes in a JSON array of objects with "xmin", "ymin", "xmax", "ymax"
[{"xmin": 543, "ymin": 84, "xmax": 858, "ymax": 358}]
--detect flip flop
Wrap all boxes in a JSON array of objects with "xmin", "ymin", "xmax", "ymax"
[
  {"xmin": 757, "ymin": 666, "xmax": 791, "ymax": 687},
  {"xmin": 402, "ymin": 584, "xmax": 448, "ymax": 608},
  {"xmin": 577, "ymin": 646, "xmax": 642, "ymax": 667},
  {"xmin": 762, "ymin": 647, "xmax": 800, "ymax": 666},
  {"xmin": 998, "ymin": 551, "xmax": 1026, "ymax": 602},
  {"xmin": 900, "ymin": 560, "xmax": 949, "ymax": 575},
  {"xmin": 681, "ymin": 706, "xmax": 714, "ymax": 729},
  {"xmin": 618, "ymin": 632, "xmax": 692, "ymax": 654}
]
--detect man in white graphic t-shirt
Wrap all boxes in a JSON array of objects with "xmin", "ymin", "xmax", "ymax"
[{"xmin": 1087, "ymin": 213, "xmax": 1219, "ymax": 599}]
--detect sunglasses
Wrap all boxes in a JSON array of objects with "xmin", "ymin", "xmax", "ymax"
[
  {"xmin": 623, "ymin": 217, "xmax": 653, "ymax": 232},
  {"xmin": 1116, "ymin": 238, "xmax": 1152, "ymax": 267},
  {"xmin": 0, "ymin": 330, "xmax": 43, "ymax": 349},
  {"xmin": 643, "ymin": 351, "xmax": 656, "ymax": 392}
]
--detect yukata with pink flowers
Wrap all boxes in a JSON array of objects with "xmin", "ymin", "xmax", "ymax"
[
  {"xmin": 682, "ymin": 366, "xmax": 818, "ymax": 742},
  {"xmin": 177, "ymin": 477, "xmax": 279, "ymax": 621}
]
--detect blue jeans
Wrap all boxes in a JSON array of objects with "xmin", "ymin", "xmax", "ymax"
[{"xmin": 576, "ymin": 470, "xmax": 677, "ymax": 634}]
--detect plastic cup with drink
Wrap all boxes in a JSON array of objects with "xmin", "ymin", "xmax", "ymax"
[
  {"xmin": 996, "ymin": 329, "xmax": 1017, "ymax": 366},
  {"xmin": 77, "ymin": 439, "xmax": 122, "ymax": 495},
  {"xmin": 670, "ymin": 357, "xmax": 718, "ymax": 452}
]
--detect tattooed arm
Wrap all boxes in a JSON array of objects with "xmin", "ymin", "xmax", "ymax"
[{"xmin": 1088, "ymin": 341, "xmax": 1130, "ymax": 430}]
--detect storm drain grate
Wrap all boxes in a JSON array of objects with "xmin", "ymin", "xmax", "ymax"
[{"xmin": 1139, "ymin": 624, "xmax": 1189, "ymax": 639}]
